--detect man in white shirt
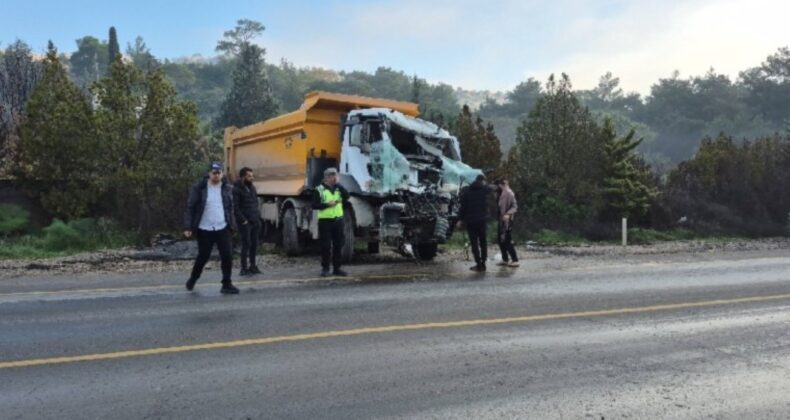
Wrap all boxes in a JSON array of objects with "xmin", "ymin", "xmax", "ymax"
[{"xmin": 183, "ymin": 162, "xmax": 239, "ymax": 294}]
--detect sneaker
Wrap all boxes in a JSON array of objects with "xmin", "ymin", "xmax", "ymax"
[
  {"xmin": 321, "ymin": 268, "xmax": 331, "ymax": 277},
  {"xmin": 497, "ymin": 261, "xmax": 509, "ymax": 266},
  {"xmin": 220, "ymin": 283, "xmax": 240, "ymax": 294},
  {"xmin": 248, "ymin": 266, "xmax": 262, "ymax": 275},
  {"xmin": 185, "ymin": 277, "xmax": 197, "ymax": 291},
  {"xmin": 470, "ymin": 265, "xmax": 484, "ymax": 272},
  {"xmin": 507, "ymin": 261, "xmax": 520, "ymax": 268},
  {"xmin": 239, "ymin": 268, "xmax": 251, "ymax": 277},
  {"xmin": 333, "ymin": 269, "xmax": 348, "ymax": 277}
]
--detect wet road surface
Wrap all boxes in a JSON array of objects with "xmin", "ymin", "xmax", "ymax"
[{"xmin": 2, "ymin": 252, "xmax": 790, "ymax": 419}]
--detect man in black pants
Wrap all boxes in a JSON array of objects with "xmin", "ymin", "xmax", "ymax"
[
  {"xmin": 458, "ymin": 174, "xmax": 491, "ymax": 272},
  {"xmin": 312, "ymin": 167, "xmax": 350, "ymax": 277},
  {"xmin": 234, "ymin": 167, "xmax": 261, "ymax": 276},
  {"xmin": 183, "ymin": 162, "xmax": 239, "ymax": 294},
  {"xmin": 495, "ymin": 178, "xmax": 519, "ymax": 267}
]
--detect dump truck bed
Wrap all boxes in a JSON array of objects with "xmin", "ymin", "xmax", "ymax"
[{"xmin": 224, "ymin": 91, "xmax": 420, "ymax": 196}]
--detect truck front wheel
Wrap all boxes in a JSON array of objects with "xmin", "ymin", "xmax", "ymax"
[
  {"xmin": 414, "ymin": 243, "xmax": 438, "ymax": 261},
  {"xmin": 282, "ymin": 207, "xmax": 303, "ymax": 256}
]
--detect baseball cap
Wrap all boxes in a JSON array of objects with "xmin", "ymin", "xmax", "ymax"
[
  {"xmin": 209, "ymin": 161, "xmax": 223, "ymax": 171},
  {"xmin": 323, "ymin": 167, "xmax": 338, "ymax": 176}
]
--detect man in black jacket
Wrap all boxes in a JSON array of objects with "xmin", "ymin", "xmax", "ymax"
[
  {"xmin": 312, "ymin": 167, "xmax": 350, "ymax": 277},
  {"xmin": 183, "ymin": 162, "xmax": 239, "ymax": 294},
  {"xmin": 234, "ymin": 167, "xmax": 261, "ymax": 276},
  {"xmin": 458, "ymin": 174, "xmax": 491, "ymax": 272}
]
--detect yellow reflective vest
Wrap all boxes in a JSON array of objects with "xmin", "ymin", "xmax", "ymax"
[{"xmin": 316, "ymin": 185, "xmax": 344, "ymax": 219}]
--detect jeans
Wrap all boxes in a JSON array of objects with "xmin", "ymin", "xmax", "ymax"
[
  {"xmin": 239, "ymin": 222, "xmax": 260, "ymax": 270},
  {"xmin": 190, "ymin": 228, "xmax": 233, "ymax": 283},
  {"xmin": 498, "ymin": 220, "xmax": 518, "ymax": 262}
]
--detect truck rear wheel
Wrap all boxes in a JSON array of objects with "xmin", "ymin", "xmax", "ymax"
[
  {"xmin": 340, "ymin": 211, "xmax": 355, "ymax": 263},
  {"xmin": 282, "ymin": 207, "xmax": 303, "ymax": 256},
  {"xmin": 414, "ymin": 243, "xmax": 438, "ymax": 261}
]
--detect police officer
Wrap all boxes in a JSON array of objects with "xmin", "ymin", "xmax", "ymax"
[{"xmin": 312, "ymin": 167, "xmax": 350, "ymax": 277}]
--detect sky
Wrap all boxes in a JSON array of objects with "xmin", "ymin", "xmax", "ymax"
[{"xmin": 3, "ymin": 0, "xmax": 789, "ymax": 95}]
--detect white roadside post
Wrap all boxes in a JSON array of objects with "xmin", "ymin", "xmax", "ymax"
[{"xmin": 622, "ymin": 217, "xmax": 628, "ymax": 247}]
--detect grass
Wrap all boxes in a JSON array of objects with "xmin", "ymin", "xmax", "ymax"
[
  {"xmin": 532, "ymin": 229, "xmax": 591, "ymax": 246},
  {"xmin": 0, "ymin": 217, "xmax": 139, "ymax": 260}
]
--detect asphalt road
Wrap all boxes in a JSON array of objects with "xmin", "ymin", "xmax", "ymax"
[{"xmin": 2, "ymin": 251, "xmax": 790, "ymax": 419}]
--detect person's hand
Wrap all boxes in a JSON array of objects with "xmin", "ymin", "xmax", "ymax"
[
  {"xmin": 183, "ymin": 230, "xmax": 192, "ymax": 238},
  {"xmin": 326, "ymin": 200, "xmax": 337, "ymax": 206},
  {"xmin": 242, "ymin": 220, "xmax": 248, "ymax": 225},
  {"xmin": 502, "ymin": 214, "xmax": 511, "ymax": 222},
  {"xmin": 456, "ymin": 221, "xmax": 463, "ymax": 229}
]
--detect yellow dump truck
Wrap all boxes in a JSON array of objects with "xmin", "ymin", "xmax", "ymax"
[{"xmin": 224, "ymin": 91, "xmax": 481, "ymax": 261}]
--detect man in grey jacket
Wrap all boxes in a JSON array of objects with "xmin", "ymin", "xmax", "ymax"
[{"xmin": 495, "ymin": 178, "xmax": 519, "ymax": 267}]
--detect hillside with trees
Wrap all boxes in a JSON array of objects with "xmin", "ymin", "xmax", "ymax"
[{"xmin": 1, "ymin": 19, "xmax": 789, "ymax": 241}]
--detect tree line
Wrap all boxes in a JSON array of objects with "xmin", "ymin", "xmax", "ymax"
[{"xmin": 1, "ymin": 20, "xmax": 788, "ymax": 239}]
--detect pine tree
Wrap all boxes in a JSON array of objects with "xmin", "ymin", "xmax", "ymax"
[
  {"xmin": 108, "ymin": 26, "xmax": 120, "ymax": 66},
  {"xmin": 17, "ymin": 41, "xmax": 103, "ymax": 219},
  {"xmin": 215, "ymin": 43, "xmax": 279, "ymax": 128},
  {"xmin": 453, "ymin": 105, "xmax": 502, "ymax": 173},
  {"xmin": 601, "ymin": 118, "xmax": 657, "ymax": 220},
  {"xmin": 93, "ymin": 59, "xmax": 201, "ymax": 231},
  {"xmin": 511, "ymin": 74, "xmax": 607, "ymax": 229}
]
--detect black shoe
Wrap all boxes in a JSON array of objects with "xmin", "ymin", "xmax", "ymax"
[
  {"xmin": 321, "ymin": 268, "xmax": 331, "ymax": 277},
  {"xmin": 220, "ymin": 283, "xmax": 240, "ymax": 294},
  {"xmin": 470, "ymin": 265, "xmax": 481, "ymax": 272},
  {"xmin": 239, "ymin": 268, "xmax": 251, "ymax": 277},
  {"xmin": 185, "ymin": 277, "xmax": 197, "ymax": 291},
  {"xmin": 248, "ymin": 266, "xmax": 262, "ymax": 275},
  {"xmin": 333, "ymin": 269, "xmax": 348, "ymax": 277}
]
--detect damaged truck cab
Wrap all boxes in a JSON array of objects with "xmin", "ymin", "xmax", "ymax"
[{"xmin": 224, "ymin": 91, "xmax": 481, "ymax": 261}]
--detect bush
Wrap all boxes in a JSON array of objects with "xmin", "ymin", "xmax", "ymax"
[
  {"xmin": 0, "ymin": 217, "xmax": 139, "ymax": 259},
  {"xmin": 41, "ymin": 219, "xmax": 86, "ymax": 251},
  {"xmin": 0, "ymin": 204, "xmax": 30, "ymax": 236}
]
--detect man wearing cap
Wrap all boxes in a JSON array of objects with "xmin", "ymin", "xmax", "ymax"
[
  {"xmin": 183, "ymin": 162, "xmax": 239, "ymax": 294},
  {"xmin": 312, "ymin": 167, "xmax": 350, "ymax": 277}
]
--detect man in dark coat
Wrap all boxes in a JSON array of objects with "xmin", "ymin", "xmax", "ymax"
[
  {"xmin": 458, "ymin": 174, "xmax": 491, "ymax": 272},
  {"xmin": 183, "ymin": 161, "xmax": 239, "ymax": 294},
  {"xmin": 234, "ymin": 167, "xmax": 261, "ymax": 276}
]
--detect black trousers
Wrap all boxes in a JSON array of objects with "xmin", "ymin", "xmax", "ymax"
[
  {"xmin": 190, "ymin": 228, "xmax": 233, "ymax": 283},
  {"xmin": 466, "ymin": 221, "xmax": 487, "ymax": 267},
  {"xmin": 318, "ymin": 218, "xmax": 344, "ymax": 270},
  {"xmin": 498, "ymin": 220, "xmax": 519, "ymax": 262},
  {"xmin": 239, "ymin": 222, "xmax": 260, "ymax": 270}
]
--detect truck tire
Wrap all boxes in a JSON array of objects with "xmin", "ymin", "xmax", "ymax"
[
  {"xmin": 415, "ymin": 242, "xmax": 438, "ymax": 261},
  {"xmin": 340, "ymin": 211, "xmax": 355, "ymax": 263},
  {"xmin": 282, "ymin": 207, "xmax": 302, "ymax": 256},
  {"xmin": 367, "ymin": 241, "xmax": 380, "ymax": 254}
]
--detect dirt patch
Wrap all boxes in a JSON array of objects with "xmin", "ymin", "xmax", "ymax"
[{"xmin": 1, "ymin": 237, "xmax": 788, "ymax": 279}]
